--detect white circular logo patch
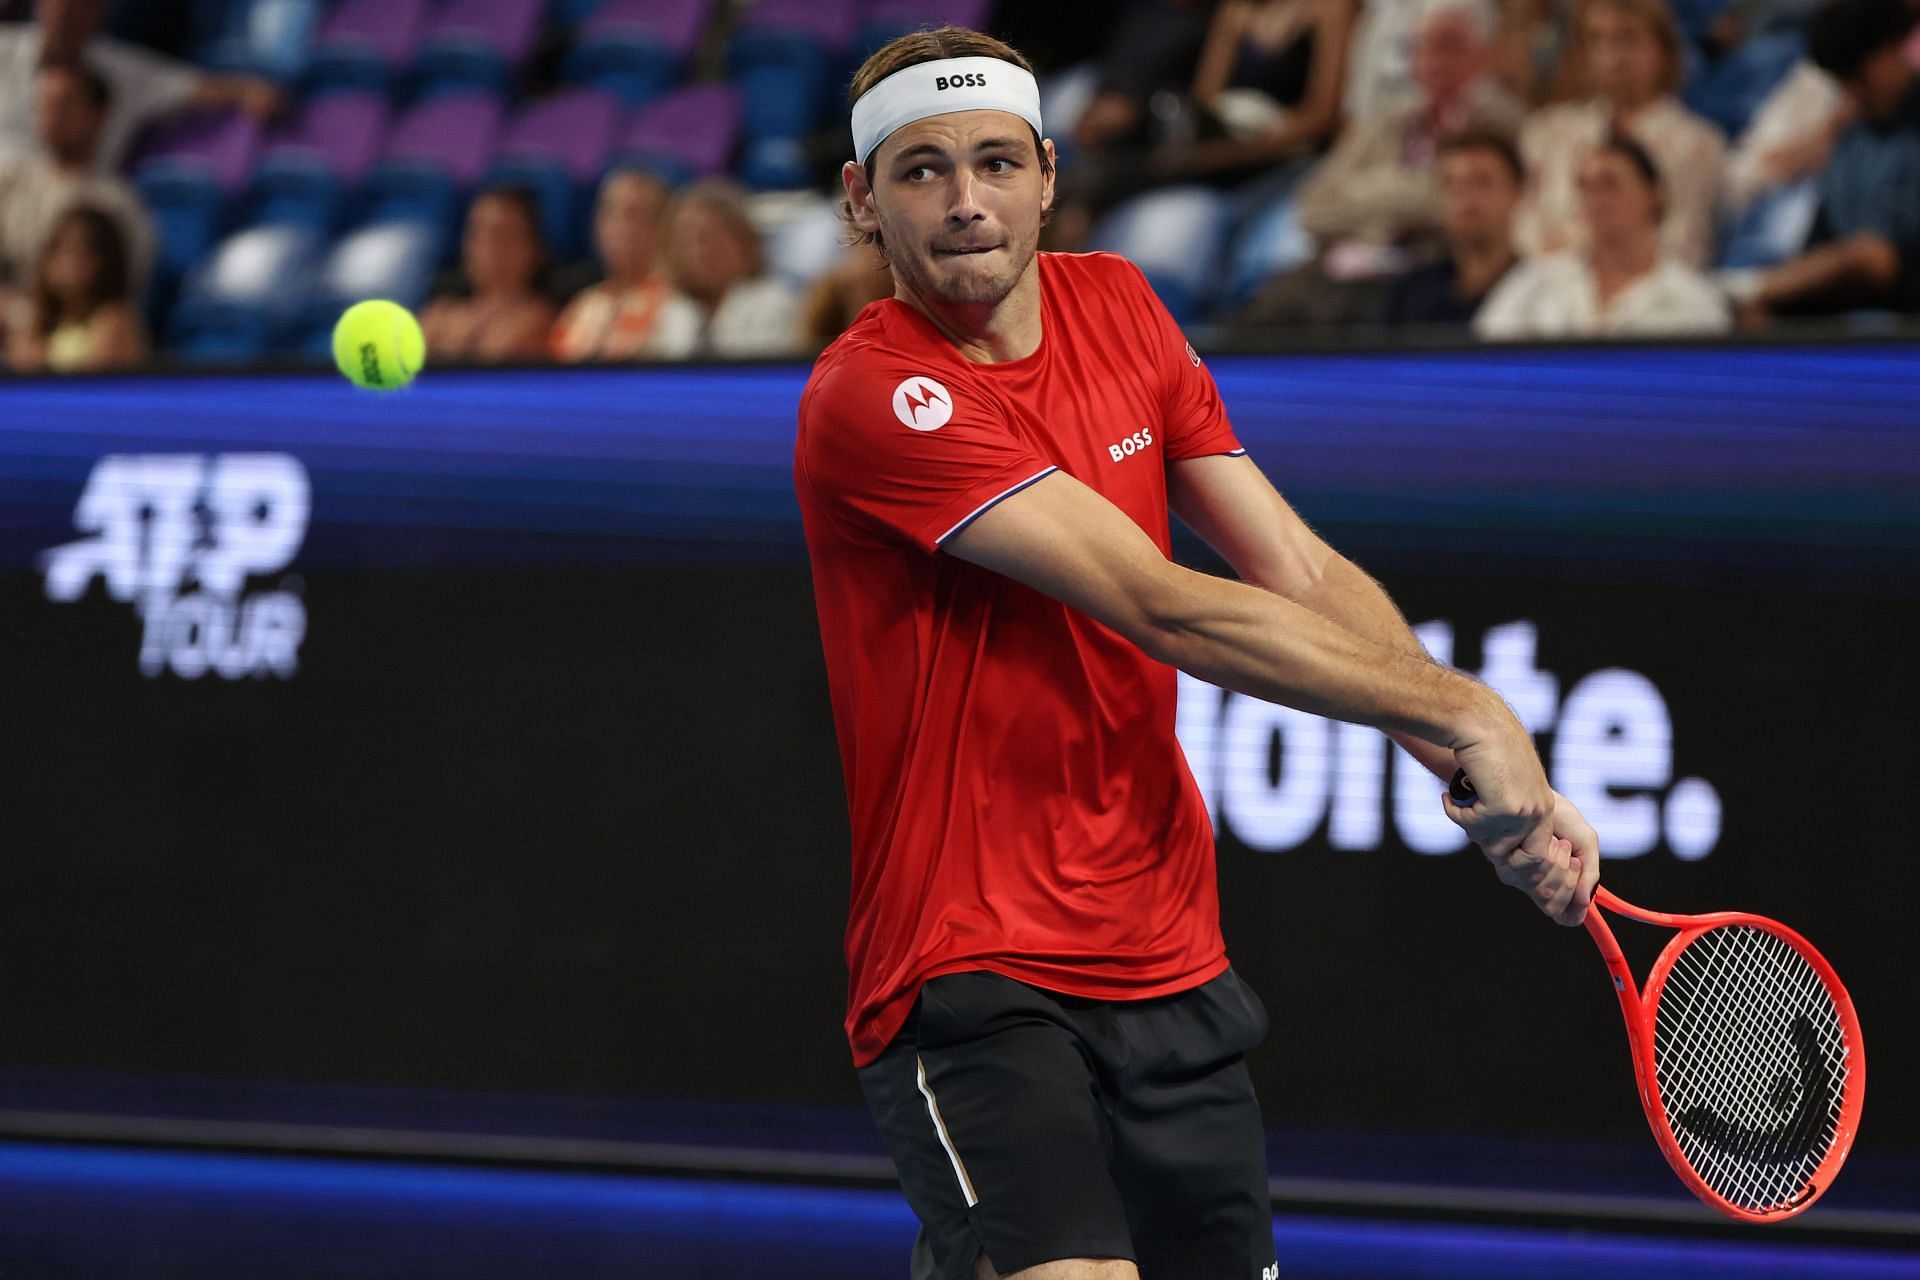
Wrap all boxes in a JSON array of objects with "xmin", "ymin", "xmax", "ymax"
[{"xmin": 891, "ymin": 376, "xmax": 953, "ymax": 431}]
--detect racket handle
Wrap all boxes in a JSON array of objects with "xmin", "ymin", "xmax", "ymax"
[{"xmin": 1448, "ymin": 768, "xmax": 1476, "ymax": 807}]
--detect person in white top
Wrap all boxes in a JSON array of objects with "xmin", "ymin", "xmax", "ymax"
[
  {"xmin": 0, "ymin": 0, "xmax": 286, "ymax": 172},
  {"xmin": 1477, "ymin": 130, "xmax": 1731, "ymax": 337},
  {"xmin": 0, "ymin": 61, "xmax": 152, "ymax": 304},
  {"xmin": 663, "ymin": 178, "xmax": 800, "ymax": 359},
  {"xmin": 1512, "ymin": 0, "xmax": 1727, "ymax": 267}
]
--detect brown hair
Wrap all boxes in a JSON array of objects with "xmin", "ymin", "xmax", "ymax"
[
  {"xmin": 30, "ymin": 204, "xmax": 129, "ymax": 338},
  {"xmin": 669, "ymin": 176, "xmax": 766, "ymax": 280},
  {"xmin": 1438, "ymin": 125, "xmax": 1525, "ymax": 183},
  {"xmin": 1564, "ymin": 0, "xmax": 1686, "ymax": 98},
  {"xmin": 839, "ymin": 25, "xmax": 1053, "ymax": 258}
]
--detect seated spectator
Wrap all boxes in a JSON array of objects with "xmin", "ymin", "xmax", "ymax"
[
  {"xmin": 799, "ymin": 238, "xmax": 892, "ymax": 353},
  {"xmin": 663, "ymin": 178, "xmax": 800, "ymax": 359},
  {"xmin": 1738, "ymin": 0, "xmax": 1920, "ymax": 322},
  {"xmin": 1488, "ymin": 0, "xmax": 1568, "ymax": 106},
  {"xmin": 1236, "ymin": 0, "xmax": 1523, "ymax": 326},
  {"xmin": 1480, "ymin": 131, "xmax": 1731, "ymax": 335},
  {"xmin": 1724, "ymin": 59, "xmax": 1847, "ymax": 216},
  {"xmin": 1380, "ymin": 127, "xmax": 1527, "ymax": 325},
  {"xmin": 1514, "ymin": 0, "xmax": 1727, "ymax": 266},
  {"xmin": 1067, "ymin": 0, "xmax": 1220, "ymax": 156},
  {"xmin": 0, "ymin": 61, "xmax": 152, "ymax": 302},
  {"xmin": 1050, "ymin": 0, "xmax": 1358, "ymax": 247},
  {"xmin": 0, "ymin": 0, "xmax": 286, "ymax": 170},
  {"xmin": 1344, "ymin": 0, "xmax": 1422, "ymax": 120},
  {"xmin": 551, "ymin": 169, "xmax": 699, "ymax": 363},
  {"xmin": 419, "ymin": 186, "xmax": 556, "ymax": 364},
  {"xmin": 5, "ymin": 203, "xmax": 147, "ymax": 371}
]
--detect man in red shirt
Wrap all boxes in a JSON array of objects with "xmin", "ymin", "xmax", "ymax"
[{"xmin": 795, "ymin": 26, "xmax": 1602, "ymax": 1280}]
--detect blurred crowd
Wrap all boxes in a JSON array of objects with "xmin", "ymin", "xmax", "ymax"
[{"xmin": 1, "ymin": 0, "xmax": 1917, "ymax": 375}]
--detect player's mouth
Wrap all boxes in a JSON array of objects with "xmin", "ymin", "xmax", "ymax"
[{"xmin": 935, "ymin": 243, "xmax": 1002, "ymax": 257}]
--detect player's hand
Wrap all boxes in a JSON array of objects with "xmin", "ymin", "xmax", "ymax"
[
  {"xmin": 1548, "ymin": 790, "xmax": 1601, "ymax": 927},
  {"xmin": 1442, "ymin": 719, "xmax": 1583, "ymax": 924}
]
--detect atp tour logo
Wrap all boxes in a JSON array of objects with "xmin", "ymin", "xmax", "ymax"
[
  {"xmin": 39, "ymin": 454, "xmax": 311, "ymax": 681},
  {"xmin": 1177, "ymin": 620, "xmax": 1723, "ymax": 862},
  {"xmin": 892, "ymin": 376, "xmax": 953, "ymax": 431}
]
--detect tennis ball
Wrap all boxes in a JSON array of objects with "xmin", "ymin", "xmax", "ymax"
[{"xmin": 332, "ymin": 299, "xmax": 424, "ymax": 391}]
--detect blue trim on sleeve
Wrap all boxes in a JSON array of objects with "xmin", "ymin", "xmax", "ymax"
[{"xmin": 934, "ymin": 466, "xmax": 1060, "ymax": 546}]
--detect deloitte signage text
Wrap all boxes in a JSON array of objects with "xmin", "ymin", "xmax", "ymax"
[{"xmin": 1175, "ymin": 621, "xmax": 1720, "ymax": 861}]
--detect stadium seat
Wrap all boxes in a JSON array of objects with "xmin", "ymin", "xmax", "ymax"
[
  {"xmin": 613, "ymin": 83, "xmax": 740, "ymax": 186},
  {"xmin": 1683, "ymin": 30, "xmax": 1805, "ymax": 136},
  {"xmin": 485, "ymin": 89, "xmax": 626, "ymax": 259},
  {"xmin": 132, "ymin": 109, "xmax": 267, "ymax": 309},
  {"xmin": 356, "ymin": 94, "xmax": 506, "ymax": 239},
  {"xmin": 1088, "ymin": 186, "xmax": 1234, "ymax": 324},
  {"xmin": 250, "ymin": 91, "xmax": 390, "ymax": 233},
  {"xmin": 728, "ymin": 0, "xmax": 858, "ymax": 189},
  {"xmin": 196, "ymin": 0, "xmax": 323, "ymax": 83},
  {"xmin": 757, "ymin": 193, "xmax": 846, "ymax": 289},
  {"xmin": 412, "ymin": 0, "xmax": 546, "ymax": 100},
  {"xmin": 292, "ymin": 219, "xmax": 445, "ymax": 354},
  {"xmin": 306, "ymin": 0, "xmax": 432, "ymax": 96},
  {"xmin": 166, "ymin": 222, "xmax": 322, "ymax": 361},
  {"xmin": 852, "ymin": 0, "xmax": 992, "ymax": 61},
  {"xmin": 1217, "ymin": 193, "xmax": 1313, "ymax": 310},
  {"xmin": 561, "ymin": 0, "xmax": 711, "ymax": 106}
]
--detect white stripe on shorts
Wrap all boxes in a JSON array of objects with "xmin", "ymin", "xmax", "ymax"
[{"xmin": 915, "ymin": 1054, "xmax": 979, "ymax": 1207}]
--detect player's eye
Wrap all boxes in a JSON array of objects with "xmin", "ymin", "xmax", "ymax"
[
  {"xmin": 984, "ymin": 157, "xmax": 1016, "ymax": 174},
  {"xmin": 903, "ymin": 165, "xmax": 936, "ymax": 181}
]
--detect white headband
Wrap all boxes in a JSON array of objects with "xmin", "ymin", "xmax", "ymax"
[{"xmin": 851, "ymin": 56, "xmax": 1044, "ymax": 165}]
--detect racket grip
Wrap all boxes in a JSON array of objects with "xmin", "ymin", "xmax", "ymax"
[{"xmin": 1448, "ymin": 768, "xmax": 1476, "ymax": 807}]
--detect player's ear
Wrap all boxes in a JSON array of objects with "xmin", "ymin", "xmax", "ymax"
[
  {"xmin": 1039, "ymin": 136, "xmax": 1058, "ymax": 219},
  {"xmin": 843, "ymin": 160, "xmax": 882, "ymax": 235}
]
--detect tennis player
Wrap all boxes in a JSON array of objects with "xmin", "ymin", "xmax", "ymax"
[{"xmin": 794, "ymin": 26, "xmax": 1603, "ymax": 1280}]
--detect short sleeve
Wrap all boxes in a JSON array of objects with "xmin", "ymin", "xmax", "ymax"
[
  {"xmin": 1119, "ymin": 260, "xmax": 1243, "ymax": 461},
  {"xmin": 799, "ymin": 359, "xmax": 1057, "ymax": 554}
]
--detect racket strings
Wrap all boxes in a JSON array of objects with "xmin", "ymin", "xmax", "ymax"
[{"xmin": 1651, "ymin": 924, "xmax": 1849, "ymax": 1213}]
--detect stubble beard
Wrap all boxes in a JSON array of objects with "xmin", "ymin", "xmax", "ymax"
[{"xmin": 886, "ymin": 223, "xmax": 1037, "ymax": 311}]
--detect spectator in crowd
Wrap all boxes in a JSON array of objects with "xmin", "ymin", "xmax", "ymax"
[
  {"xmin": 663, "ymin": 178, "xmax": 800, "ymax": 359},
  {"xmin": 0, "ymin": 0, "xmax": 286, "ymax": 170},
  {"xmin": 1235, "ymin": 0, "xmax": 1523, "ymax": 325},
  {"xmin": 1479, "ymin": 131, "xmax": 1732, "ymax": 335},
  {"xmin": 799, "ymin": 238, "xmax": 892, "ymax": 352},
  {"xmin": 1380, "ymin": 126, "xmax": 1527, "ymax": 324},
  {"xmin": 1738, "ymin": 0, "xmax": 1920, "ymax": 322},
  {"xmin": 551, "ymin": 169, "xmax": 699, "ymax": 363},
  {"xmin": 1513, "ymin": 0, "xmax": 1727, "ymax": 266},
  {"xmin": 1488, "ymin": 0, "xmax": 1569, "ymax": 105},
  {"xmin": 419, "ymin": 186, "xmax": 556, "ymax": 364},
  {"xmin": 1344, "ymin": 0, "xmax": 1422, "ymax": 119},
  {"xmin": 0, "ymin": 61, "xmax": 152, "ymax": 305},
  {"xmin": 5, "ymin": 203, "xmax": 147, "ymax": 371},
  {"xmin": 1066, "ymin": 0, "xmax": 1220, "ymax": 156},
  {"xmin": 1724, "ymin": 59, "xmax": 1847, "ymax": 216},
  {"xmin": 1050, "ymin": 0, "xmax": 1357, "ymax": 247}
]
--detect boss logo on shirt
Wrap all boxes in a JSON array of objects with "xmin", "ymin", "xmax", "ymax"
[
  {"xmin": 935, "ymin": 73, "xmax": 987, "ymax": 90},
  {"xmin": 1107, "ymin": 426, "xmax": 1154, "ymax": 462},
  {"xmin": 892, "ymin": 376, "xmax": 953, "ymax": 431}
]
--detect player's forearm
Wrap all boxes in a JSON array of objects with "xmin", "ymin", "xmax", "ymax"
[
  {"xmin": 1287, "ymin": 554, "xmax": 1461, "ymax": 780},
  {"xmin": 1148, "ymin": 566, "xmax": 1498, "ymax": 751}
]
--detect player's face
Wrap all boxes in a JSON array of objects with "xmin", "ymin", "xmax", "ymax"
[{"xmin": 853, "ymin": 111, "xmax": 1056, "ymax": 309}]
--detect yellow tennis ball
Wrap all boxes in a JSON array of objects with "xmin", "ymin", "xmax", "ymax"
[{"xmin": 332, "ymin": 299, "xmax": 424, "ymax": 391}]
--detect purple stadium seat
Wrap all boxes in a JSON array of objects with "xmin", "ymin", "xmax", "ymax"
[
  {"xmin": 311, "ymin": 0, "xmax": 432, "ymax": 70},
  {"xmin": 618, "ymin": 83, "xmax": 740, "ymax": 183},
  {"xmin": 261, "ymin": 91, "xmax": 390, "ymax": 185},
  {"xmin": 495, "ymin": 88, "xmax": 626, "ymax": 182},
  {"xmin": 132, "ymin": 109, "xmax": 266, "ymax": 194},
  {"xmin": 578, "ymin": 0, "xmax": 709, "ymax": 54},
  {"xmin": 421, "ymin": 0, "xmax": 545, "ymax": 68},
  {"xmin": 736, "ymin": 0, "xmax": 860, "ymax": 47},
  {"xmin": 860, "ymin": 0, "xmax": 993, "ymax": 27},
  {"xmin": 381, "ymin": 93, "xmax": 507, "ymax": 186}
]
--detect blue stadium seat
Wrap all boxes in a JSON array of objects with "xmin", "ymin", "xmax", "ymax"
[
  {"xmin": 196, "ymin": 0, "xmax": 323, "ymax": 82},
  {"xmin": 1684, "ymin": 30, "xmax": 1805, "ymax": 137},
  {"xmin": 166, "ymin": 223, "xmax": 322, "ymax": 361},
  {"xmin": 292, "ymin": 219, "xmax": 445, "ymax": 354},
  {"xmin": 1088, "ymin": 186, "xmax": 1234, "ymax": 324}
]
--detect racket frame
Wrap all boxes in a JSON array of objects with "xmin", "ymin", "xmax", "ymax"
[{"xmin": 1587, "ymin": 886, "xmax": 1867, "ymax": 1223}]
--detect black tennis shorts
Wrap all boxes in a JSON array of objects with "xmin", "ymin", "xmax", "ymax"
[{"xmin": 856, "ymin": 967, "xmax": 1278, "ymax": 1279}]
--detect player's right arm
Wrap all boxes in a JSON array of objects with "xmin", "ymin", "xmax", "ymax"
[{"xmin": 943, "ymin": 470, "xmax": 1585, "ymax": 922}]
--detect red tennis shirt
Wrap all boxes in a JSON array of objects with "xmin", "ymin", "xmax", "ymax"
[{"xmin": 794, "ymin": 252, "xmax": 1246, "ymax": 1066}]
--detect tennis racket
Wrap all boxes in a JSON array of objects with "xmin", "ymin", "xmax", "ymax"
[{"xmin": 1449, "ymin": 769, "xmax": 1865, "ymax": 1222}]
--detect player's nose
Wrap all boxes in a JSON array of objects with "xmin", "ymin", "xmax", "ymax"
[{"xmin": 945, "ymin": 170, "xmax": 986, "ymax": 223}]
